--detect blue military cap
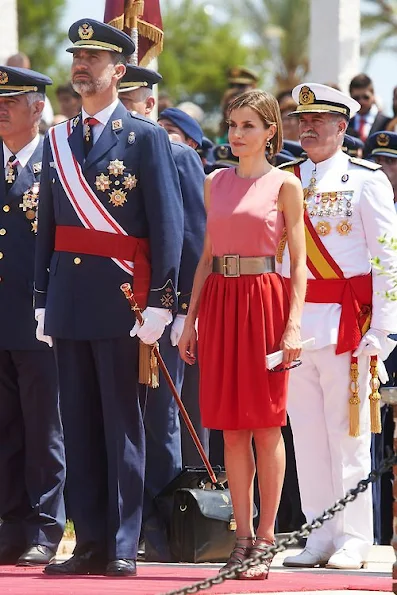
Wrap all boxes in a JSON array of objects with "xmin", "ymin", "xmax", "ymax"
[
  {"xmin": 366, "ymin": 131, "xmax": 397, "ymax": 159},
  {"xmin": 275, "ymin": 149, "xmax": 296, "ymax": 166},
  {"xmin": 0, "ymin": 66, "xmax": 52, "ymax": 97},
  {"xmin": 197, "ymin": 136, "xmax": 214, "ymax": 163},
  {"xmin": 158, "ymin": 107, "xmax": 203, "ymax": 147},
  {"xmin": 119, "ymin": 65, "xmax": 162, "ymax": 93},
  {"xmin": 282, "ymin": 140, "xmax": 304, "ymax": 158},
  {"xmin": 213, "ymin": 144, "xmax": 239, "ymax": 167},
  {"xmin": 67, "ymin": 18, "xmax": 135, "ymax": 56},
  {"xmin": 342, "ymin": 133, "xmax": 365, "ymax": 157}
]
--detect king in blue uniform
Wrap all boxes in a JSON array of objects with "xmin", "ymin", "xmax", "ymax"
[
  {"xmin": 119, "ymin": 65, "xmax": 206, "ymax": 559},
  {"xmin": 34, "ymin": 20, "xmax": 183, "ymax": 577},
  {"xmin": 0, "ymin": 66, "xmax": 65, "ymax": 566}
]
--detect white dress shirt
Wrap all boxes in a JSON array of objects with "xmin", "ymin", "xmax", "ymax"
[
  {"xmin": 3, "ymin": 134, "xmax": 40, "ymax": 175},
  {"xmin": 81, "ymin": 98, "xmax": 119, "ymax": 145}
]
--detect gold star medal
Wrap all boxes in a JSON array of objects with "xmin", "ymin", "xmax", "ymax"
[
  {"xmin": 337, "ymin": 220, "xmax": 352, "ymax": 236},
  {"xmin": 31, "ymin": 219, "xmax": 38, "ymax": 234},
  {"xmin": 123, "ymin": 174, "xmax": 137, "ymax": 190},
  {"xmin": 315, "ymin": 221, "xmax": 331, "ymax": 236},
  {"xmin": 109, "ymin": 189, "xmax": 127, "ymax": 207},
  {"xmin": 95, "ymin": 173, "xmax": 111, "ymax": 192},
  {"xmin": 107, "ymin": 159, "xmax": 125, "ymax": 177}
]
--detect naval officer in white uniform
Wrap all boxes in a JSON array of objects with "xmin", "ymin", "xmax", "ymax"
[{"xmin": 279, "ymin": 83, "xmax": 397, "ymax": 570}]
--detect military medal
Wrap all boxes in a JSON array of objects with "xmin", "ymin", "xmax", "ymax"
[
  {"xmin": 19, "ymin": 182, "xmax": 40, "ymax": 215},
  {"xmin": 25, "ymin": 210, "xmax": 36, "ymax": 220},
  {"xmin": 109, "ymin": 189, "xmax": 127, "ymax": 207},
  {"xmin": 315, "ymin": 221, "xmax": 331, "ymax": 236},
  {"xmin": 95, "ymin": 173, "xmax": 111, "ymax": 192},
  {"xmin": 337, "ymin": 220, "xmax": 352, "ymax": 235},
  {"xmin": 128, "ymin": 131, "xmax": 136, "ymax": 145},
  {"xmin": 123, "ymin": 174, "xmax": 137, "ymax": 190},
  {"xmin": 107, "ymin": 159, "xmax": 125, "ymax": 177}
]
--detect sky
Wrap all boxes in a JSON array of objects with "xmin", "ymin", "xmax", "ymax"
[{"xmin": 62, "ymin": 0, "xmax": 395, "ymax": 115}]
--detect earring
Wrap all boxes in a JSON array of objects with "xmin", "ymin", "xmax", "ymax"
[{"xmin": 266, "ymin": 140, "xmax": 271, "ymax": 148}]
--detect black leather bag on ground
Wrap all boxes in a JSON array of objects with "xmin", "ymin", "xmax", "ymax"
[
  {"xmin": 170, "ymin": 486, "xmax": 237, "ymax": 563},
  {"xmin": 144, "ymin": 466, "xmax": 227, "ymax": 562}
]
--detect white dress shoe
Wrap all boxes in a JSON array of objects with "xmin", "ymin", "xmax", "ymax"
[
  {"xmin": 326, "ymin": 548, "xmax": 367, "ymax": 570},
  {"xmin": 283, "ymin": 548, "xmax": 330, "ymax": 568}
]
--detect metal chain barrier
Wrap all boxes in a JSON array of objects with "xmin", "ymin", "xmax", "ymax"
[{"xmin": 161, "ymin": 450, "xmax": 397, "ymax": 595}]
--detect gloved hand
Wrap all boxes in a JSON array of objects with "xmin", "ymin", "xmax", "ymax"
[
  {"xmin": 35, "ymin": 308, "xmax": 53, "ymax": 347},
  {"xmin": 170, "ymin": 314, "xmax": 187, "ymax": 347},
  {"xmin": 353, "ymin": 328, "xmax": 390, "ymax": 358},
  {"xmin": 130, "ymin": 307, "xmax": 172, "ymax": 344}
]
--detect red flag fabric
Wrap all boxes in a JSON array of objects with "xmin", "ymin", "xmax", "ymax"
[{"xmin": 104, "ymin": 0, "xmax": 163, "ymax": 66}]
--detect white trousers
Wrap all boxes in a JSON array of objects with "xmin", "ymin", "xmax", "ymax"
[{"xmin": 287, "ymin": 345, "xmax": 373, "ymax": 560}]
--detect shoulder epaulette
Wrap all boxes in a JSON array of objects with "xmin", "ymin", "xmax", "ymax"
[
  {"xmin": 349, "ymin": 157, "xmax": 381, "ymax": 170},
  {"xmin": 278, "ymin": 157, "xmax": 307, "ymax": 170},
  {"xmin": 128, "ymin": 111, "xmax": 157, "ymax": 127}
]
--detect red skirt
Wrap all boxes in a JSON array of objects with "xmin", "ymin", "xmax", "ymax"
[{"xmin": 198, "ymin": 273, "xmax": 290, "ymax": 430}]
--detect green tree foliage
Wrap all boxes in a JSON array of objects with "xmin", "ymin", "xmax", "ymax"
[
  {"xmin": 17, "ymin": 0, "xmax": 69, "ymax": 104},
  {"xmin": 361, "ymin": 0, "xmax": 397, "ymax": 59},
  {"xmin": 159, "ymin": 0, "xmax": 266, "ymax": 110},
  {"xmin": 224, "ymin": 0, "xmax": 310, "ymax": 93}
]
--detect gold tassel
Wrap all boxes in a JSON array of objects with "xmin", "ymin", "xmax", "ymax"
[
  {"xmin": 369, "ymin": 356, "xmax": 382, "ymax": 434},
  {"xmin": 139, "ymin": 341, "xmax": 159, "ymax": 388},
  {"xmin": 137, "ymin": 21, "xmax": 164, "ymax": 65},
  {"xmin": 276, "ymin": 227, "xmax": 287, "ymax": 264},
  {"xmin": 349, "ymin": 361, "xmax": 360, "ymax": 437}
]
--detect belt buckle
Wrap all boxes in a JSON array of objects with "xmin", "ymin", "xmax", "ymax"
[{"xmin": 223, "ymin": 254, "xmax": 240, "ymax": 277}]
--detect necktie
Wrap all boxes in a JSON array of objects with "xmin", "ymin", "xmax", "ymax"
[
  {"xmin": 358, "ymin": 115, "xmax": 366, "ymax": 142},
  {"xmin": 5, "ymin": 155, "xmax": 19, "ymax": 191},
  {"xmin": 83, "ymin": 117, "xmax": 100, "ymax": 157}
]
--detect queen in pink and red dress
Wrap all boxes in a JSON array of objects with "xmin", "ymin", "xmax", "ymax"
[{"xmin": 179, "ymin": 90, "xmax": 306, "ymax": 580}]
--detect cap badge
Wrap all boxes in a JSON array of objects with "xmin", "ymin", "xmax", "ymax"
[
  {"xmin": 128, "ymin": 131, "xmax": 136, "ymax": 144},
  {"xmin": 230, "ymin": 67, "xmax": 240, "ymax": 78},
  {"xmin": 299, "ymin": 85, "xmax": 315, "ymax": 105},
  {"xmin": 217, "ymin": 145, "xmax": 229, "ymax": 160},
  {"xmin": 376, "ymin": 133, "xmax": 390, "ymax": 147},
  {"xmin": 0, "ymin": 71, "xmax": 9, "ymax": 85},
  {"xmin": 78, "ymin": 23, "xmax": 94, "ymax": 40}
]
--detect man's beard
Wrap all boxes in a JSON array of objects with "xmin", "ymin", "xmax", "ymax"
[{"xmin": 72, "ymin": 72, "xmax": 112, "ymax": 98}]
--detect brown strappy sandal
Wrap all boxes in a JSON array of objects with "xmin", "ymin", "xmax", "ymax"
[
  {"xmin": 219, "ymin": 536, "xmax": 254, "ymax": 575},
  {"xmin": 239, "ymin": 536, "xmax": 275, "ymax": 580}
]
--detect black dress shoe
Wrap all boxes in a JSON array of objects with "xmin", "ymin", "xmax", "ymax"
[
  {"xmin": 0, "ymin": 544, "xmax": 25, "ymax": 565},
  {"xmin": 44, "ymin": 551, "xmax": 107, "ymax": 575},
  {"xmin": 105, "ymin": 559, "xmax": 137, "ymax": 577},
  {"xmin": 17, "ymin": 545, "xmax": 56, "ymax": 566}
]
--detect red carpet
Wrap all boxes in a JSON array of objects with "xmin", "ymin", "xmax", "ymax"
[{"xmin": 0, "ymin": 565, "xmax": 391, "ymax": 594}]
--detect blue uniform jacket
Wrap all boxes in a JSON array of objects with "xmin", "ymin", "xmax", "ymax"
[
  {"xmin": 34, "ymin": 101, "xmax": 184, "ymax": 340},
  {"xmin": 0, "ymin": 138, "xmax": 47, "ymax": 350},
  {"xmin": 170, "ymin": 142, "xmax": 205, "ymax": 314}
]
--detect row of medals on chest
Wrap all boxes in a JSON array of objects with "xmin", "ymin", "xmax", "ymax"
[
  {"xmin": 304, "ymin": 173, "xmax": 353, "ymax": 237},
  {"xmin": 6, "ymin": 162, "xmax": 40, "ymax": 233}
]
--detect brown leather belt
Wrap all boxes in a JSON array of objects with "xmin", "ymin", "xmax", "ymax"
[{"xmin": 212, "ymin": 255, "xmax": 275, "ymax": 277}]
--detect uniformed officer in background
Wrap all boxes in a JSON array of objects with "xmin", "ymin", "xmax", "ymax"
[
  {"xmin": 0, "ymin": 66, "xmax": 65, "ymax": 566},
  {"xmin": 119, "ymin": 65, "xmax": 206, "ymax": 559},
  {"xmin": 279, "ymin": 83, "xmax": 397, "ymax": 570},
  {"xmin": 34, "ymin": 20, "xmax": 183, "ymax": 577}
]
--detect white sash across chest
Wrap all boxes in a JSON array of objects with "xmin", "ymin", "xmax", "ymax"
[{"xmin": 49, "ymin": 119, "xmax": 134, "ymax": 275}]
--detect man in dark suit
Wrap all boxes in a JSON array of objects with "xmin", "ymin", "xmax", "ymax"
[
  {"xmin": 119, "ymin": 65, "xmax": 206, "ymax": 559},
  {"xmin": 348, "ymin": 74, "xmax": 390, "ymax": 148},
  {"xmin": 0, "ymin": 66, "xmax": 65, "ymax": 566},
  {"xmin": 34, "ymin": 19, "xmax": 183, "ymax": 577}
]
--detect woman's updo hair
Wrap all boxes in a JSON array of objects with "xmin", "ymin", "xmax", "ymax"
[{"xmin": 227, "ymin": 89, "xmax": 283, "ymax": 156}]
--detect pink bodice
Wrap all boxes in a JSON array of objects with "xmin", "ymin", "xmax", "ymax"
[{"xmin": 207, "ymin": 167, "xmax": 289, "ymax": 257}]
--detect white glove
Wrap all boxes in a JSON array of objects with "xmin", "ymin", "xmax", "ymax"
[
  {"xmin": 130, "ymin": 307, "xmax": 172, "ymax": 344},
  {"xmin": 35, "ymin": 308, "xmax": 53, "ymax": 348},
  {"xmin": 170, "ymin": 314, "xmax": 186, "ymax": 347},
  {"xmin": 353, "ymin": 328, "xmax": 390, "ymax": 358}
]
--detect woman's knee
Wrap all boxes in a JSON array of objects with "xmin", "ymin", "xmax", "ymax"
[{"xmin": 223, "ymin": 429, "xmax": 252, "ymax": 450}]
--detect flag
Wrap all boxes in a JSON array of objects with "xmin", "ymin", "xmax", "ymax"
[{"xmin": 104, "ymin": 0, "xmax": 163, "ymax": 66}]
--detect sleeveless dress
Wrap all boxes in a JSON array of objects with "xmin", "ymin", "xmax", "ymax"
[{"xmin": 198, "ymin": 167, "xmax": 291, "ymax": 430}]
